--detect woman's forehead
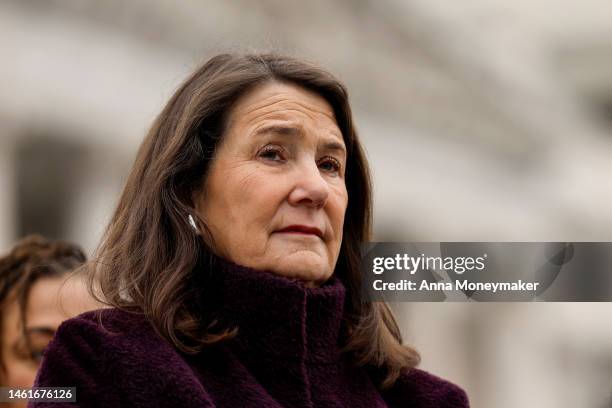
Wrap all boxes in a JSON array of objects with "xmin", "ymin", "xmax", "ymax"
[{"xmin": 227, "ymin": 82, "xmax": 339, "ymax": 131}]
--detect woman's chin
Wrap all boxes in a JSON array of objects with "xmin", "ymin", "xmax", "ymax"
[{"xmin": 269, "ymin": 252, "xmax": 332, "ymax": 286}]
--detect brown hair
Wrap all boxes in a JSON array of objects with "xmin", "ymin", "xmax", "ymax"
[
  {"xmin": 0, "ymin": 234, "xmax": 87, "ymax": 381},
  {"xmin": 90, "ymin": 52, "xmax": 420, "ymax": 389}
]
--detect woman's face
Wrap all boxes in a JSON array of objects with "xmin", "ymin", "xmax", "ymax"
[
  {"xmin": 1, "ymin": 276, "xmax": 96, "ymax": 406},
  {"xmin": 194, "ymin": 81, "xmax": 348, "ymax": 287}
]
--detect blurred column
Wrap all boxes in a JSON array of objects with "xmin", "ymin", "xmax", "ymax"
[
  {"xmin": 15, "ymin": 134, "xmax": 87, "ymax": 240},
  {"xmin": 0, "ymin": 136, "xmax": 16, "ymax": 251}
]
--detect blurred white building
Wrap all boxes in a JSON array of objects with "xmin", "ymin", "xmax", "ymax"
[{"xmin": 1, "ymin": 1, "xmax": 611, "ymax": 407}]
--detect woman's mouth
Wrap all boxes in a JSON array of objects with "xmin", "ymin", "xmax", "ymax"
[{"xmin": 276, "ymin": 225, "xmax": 324, "ymax": 238}]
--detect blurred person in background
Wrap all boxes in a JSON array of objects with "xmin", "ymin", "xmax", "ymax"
[
  {"xmin": 0, "ymin": 235, "xmax": 97, "ymax": 408},
  {"xmin": 32, "ymin": 53, "xmax": 469, "ymax": 407}
]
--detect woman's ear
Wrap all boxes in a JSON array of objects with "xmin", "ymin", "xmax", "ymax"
[
  {"xmin": 191, "ymin": 182, "xmax": 204, "ymax": 215},
  {"xmin": 190, "ymin": 183, "xmax": 219, "ymax": 253}
]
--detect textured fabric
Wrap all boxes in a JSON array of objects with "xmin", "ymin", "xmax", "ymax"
[{"xmin": 29, "ymin": 256, "xmax": 469, "ymax": 407}]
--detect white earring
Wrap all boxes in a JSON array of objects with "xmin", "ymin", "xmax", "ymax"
[{"xmin": 188, "ymin": 214, "xmax": 200, "ymax": 233}]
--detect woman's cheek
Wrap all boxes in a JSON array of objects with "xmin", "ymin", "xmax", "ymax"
[{"xmin": 330, "ymin": 187, "xmax": 348, "ymax": 218}]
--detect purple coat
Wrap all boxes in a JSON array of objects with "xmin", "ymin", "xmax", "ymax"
[{"xmin": 30, "ymin": 257, "xmax": 469, "ymax": 407}]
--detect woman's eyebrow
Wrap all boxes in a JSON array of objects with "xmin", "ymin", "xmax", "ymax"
[
  {"xmin": 253, "ymin": 124, "xmax": 346, "ymax": 155},
  {"xmin": 25, "ymin": 327, "xmax": 56, "ymax": 337},
  {"xmin": 321, "ymin": 141, "xmax": 347, "ymax": 157},
  {"xmin": 253, "ymin": 124, "xmax": 302, "ymax": 138}
]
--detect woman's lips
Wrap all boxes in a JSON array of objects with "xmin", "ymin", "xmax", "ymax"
[{"xmin": 276, "ymin": 225, "xmax": 323, "ymax": 238}]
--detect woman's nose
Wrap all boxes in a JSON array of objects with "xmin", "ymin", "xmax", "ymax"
[{"xmin": 287, "ymin": 161, "xmax": 329, "ymax": 209}]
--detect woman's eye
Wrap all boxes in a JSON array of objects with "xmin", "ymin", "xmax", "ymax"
[
  {"xmin": 29, "ymin": 349, "xmax": 44, "ymax": 363},
  {"xmin": 258, "ymin": 146, "xmax": 284, "ymax": 161},
  {"xmin": 318, "ymin": 157, "xmax": 341, "ymax": 174}
]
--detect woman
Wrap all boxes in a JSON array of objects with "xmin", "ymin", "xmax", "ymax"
[
  {"xmin": 0, "ymin": 235, "xmax": 93, "ymax": 408},
  {"xmin": 32, "ymin": 53, "xmax": 469, "ymax": 407}
]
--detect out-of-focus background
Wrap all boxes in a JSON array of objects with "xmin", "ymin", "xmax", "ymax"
[{"xmin": 1, "ymin": 1, "xmax": 611, "ymax": 406}]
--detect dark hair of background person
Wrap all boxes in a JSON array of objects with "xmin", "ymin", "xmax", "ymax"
[
  {"xmin": 0, "ymin": 234, "xmax": 87, "ymax": 382},
  {"xmin": 88, "ymin": 53, "xmax": 420, "ymax": 389}
]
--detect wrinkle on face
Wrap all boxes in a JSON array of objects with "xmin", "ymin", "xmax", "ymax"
[
  {"xmin": 195, "ymin": 81, "xmax": 348, "ymax": 285},
  {"xmin": 227, "ymin": 89, "xmax": 339, "ymax": 132}
]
